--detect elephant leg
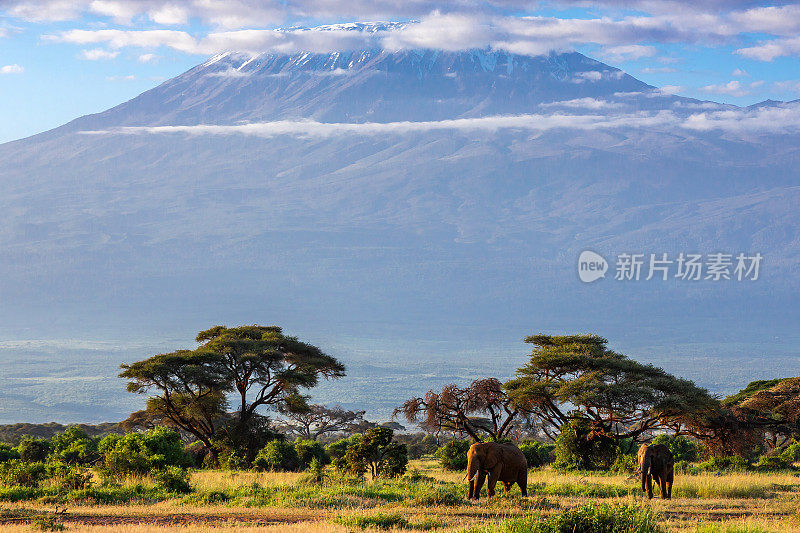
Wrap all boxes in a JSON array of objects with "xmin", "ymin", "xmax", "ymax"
[
  {"xmin": 486, "ymin": 465, "xmax": 502, "ymax": 498},
  {"xmin": 646, "ymin": 474, "xmax": 653, "ymax": 499},
  {"xmin": 474, "ymin": 471, "xmax": 486, "ymax": 500},
  {"xmin": 665, "ymin": 469, "xmax": 674, "ymax": 499},
  {"xmin": 518, "ymin": 470, "xmax": 528, "ymax": 497}
]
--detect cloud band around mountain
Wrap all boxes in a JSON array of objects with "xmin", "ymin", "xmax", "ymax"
[{"xmin": 81, "ymin": 102, "xmax": 800, "ymax": 138}]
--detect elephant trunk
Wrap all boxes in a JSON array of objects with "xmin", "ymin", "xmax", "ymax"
[
  {"xmin": 466, "ymin": 454, "xmax": 481, "ymax": 498},
  {"xmin": 641, "ymin": 456, "xmax": 650, "ymax": 492}
]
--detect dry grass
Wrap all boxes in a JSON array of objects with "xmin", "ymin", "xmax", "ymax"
[{"xmin": 1, "ymin": 460, "xmax": 799, "ymax": 532}]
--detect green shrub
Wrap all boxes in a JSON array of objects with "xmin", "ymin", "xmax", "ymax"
[
  {"xmin": 519, "ymin": 442, "xmax": 555, "ymax": 468},
  {"xmin": 652, "ymin": 434, "xmax": 699, "ymax": 463},
  {"xmin": 328, "ymin": 429, "xmax": 408, "ymax": 479},
  {"xmin": 152, "ymin": 466, "xmax": 191, "ymax": 493},
  {"xmin": 0, "ymin": 444, "xmax": 20, "ymax": 464},
  {"xmin": 45, "ymin": 462, "xmax": 93, "ymax": 491},
  {"xmin": 334, "ymin": 512, "xmax": 410, "ymax": 530},
  {"xmin": 697, "ymin": 456, "xmax": 750, "ymax": 472},
  {"xmin": 294, "ymin": 439, "xmax": 330, "ymax": 470},
  {"xmin": 254, "ymin": 440, "xmax": 300, "ymax": 472},
  {"xmin": 780, "ymin": 440, "xmax": 800, "ymax": 463},
  {"xmin": 753, "ymin": 455, "xmax": 791, "ymax": 471},
  {"xmin": 98, "ymin": 426, "xmax": 188, "ymax": 477},
  {"xmin": 50, "ymin": 426, "xmax": 98, "ymax": 465},
  {"xmin": 553, "ymin": 419, "xmax": 619, "ymax": 471},
  {"xmin": 17, "ymin": 437, "xmax": 50, "ymax": 463},
  {"xmin": 0, "ymin": 460, "xmax": 46, "ymax": 488},
  {"xmin": 610, "ymin": 453, "xmax": 637, "ymax": 473},
  {"xmin": 470, "ymin": 503, "xmax": 665, "ymax": 533},
  {"xmin": 435, "ymin": 439, "xmax": 471, "ymax": 470}
]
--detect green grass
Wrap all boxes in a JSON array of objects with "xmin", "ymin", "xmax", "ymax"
[
  {"xmin": 468, "ymin": 503, "xmax": 666, "ymax": 533},
  {"xmin": 695, "ymin": 525, "xmax": 771, "ymax": 533},
  {"xmin": 182, "ymin": 477, "xmax": 465, "ymax": 509}
]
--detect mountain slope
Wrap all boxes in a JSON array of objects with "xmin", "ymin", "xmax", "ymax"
[{"xmin": 1, "ymin": 44, "xmax": 799, "ymax": 423}]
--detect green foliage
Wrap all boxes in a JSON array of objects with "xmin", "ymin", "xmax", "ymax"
[
  {"xmin": 326, "ymin": 429, "xmax": 407, "ymax": 479},
  {"xmin": 45, "ymin": 462, "xmax": 93, "ymax": 491},
  {"xmin": 610, "ymin": 453, "xmax": 637, "ymax": 473},
  {"xmin": 152, "ymin": 466, "xmax": 192, "ymax": 493},
  {"xmin": 0, "ymin": 460, "xmax": 46, "ymax": 487},
  {"xmin": 49, "ymin": 426, "xmax": 98, "ymax": 465},
  {"xmin": 435, "ymin": 439, "xmax": 471, "ymax": 470},
  {"xmin": 652, "ymin": 434, "xmax": 700, "ymax": 462},
  {"xmin": 334, "ymin": 512, "xmax": 409, "ymax": 530},
  {"xmin": 695, "ymin": 525, "xmax": 770, "ymax": 533},
  {"xmin": 697, "ymin": 455, "xmax": 750, "ymax": 472},
  {"xmin": 0, "ymin": 443, "xmax": 20, "ymax": 463},
  {"xmin": 469, "ymin": 503, "xmax": 665, "ymax": 533},
  {"xmin": 98, "ymin": 426, "xmax": 188, "ymax": 477},
  {"xmin": 519, "ymin": 442, "xmax": 555, "ymax": 468},
  {"xmin": 294, "ymin": 439, "xmax": 330, "ymax": 470},
  {"xmin": 752, "ymin": 455, "xmax": 791, "ymax": 471},
  {"xmin": 254, "ymin": 440, "xmax": 300, "ymax": 472},
  {"xmin": 722, "ymin": 379, "xmax": 787, "ymax": 406},
  {"xmin": 17, "ymin": 437, "xmax": 51, "ymax": 463},
  {"xmin": 780, "ymin": 439, "xmax": 800, "ymax": 463},
  {"xmin": 553, "ymin": 419, "xmax": 620, "ymax": 471},
  {"xmin": 505, "ymin": 334, "xmax": 717, "ymax": 443}
]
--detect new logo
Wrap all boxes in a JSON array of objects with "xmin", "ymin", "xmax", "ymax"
[{"xmin": 578, "ymin": 250, "xmax": 608, "ymax": 283}]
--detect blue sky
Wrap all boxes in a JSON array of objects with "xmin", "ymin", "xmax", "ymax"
[{"xmin": 1, "ymin": 0, "xmax": 800, "ymax": 143}]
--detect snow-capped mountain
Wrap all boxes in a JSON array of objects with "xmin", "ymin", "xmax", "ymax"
[{"xmin": 1, "ymin": 35, "xmax": 799, "ymax": 423}]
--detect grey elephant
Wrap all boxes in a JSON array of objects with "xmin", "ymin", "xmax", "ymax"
[{"xmin": 638, "ymin": 443, "xmax": 674, "ymax": 499}]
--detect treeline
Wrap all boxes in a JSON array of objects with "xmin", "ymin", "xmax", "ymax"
[
  {"xmin": 397, "ymin": 334, "xmax": 800, "ymax": 472},
  {"xmin": 0, "ymin": 423, "xmax": 121, "ymax": 446}
]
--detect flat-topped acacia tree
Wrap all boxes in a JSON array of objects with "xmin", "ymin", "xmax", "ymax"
[
  {"xmin": 120, "ymin": 325, "xmax": 345, "ymax": 459},
  {"xmin": 504, "ymin": 334, "xmax": 718, "ymax": 442}
]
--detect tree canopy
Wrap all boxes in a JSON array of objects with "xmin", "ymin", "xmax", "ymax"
[
  {"xmin": 504, "ymin": 334, "xmax": 718, "ymax": 442},
  {"xmin": 120, "ymin": 325, "xmax": 345, "ymax": 459},
  {"xmin": 396, "ymin": 378, "xmax": 526, "ymax": 441}
]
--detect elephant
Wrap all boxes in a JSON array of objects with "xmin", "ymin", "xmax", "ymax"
[
  {"xmin": 466, "ymin": 442, "xmax": 528, "ymax": 500},
  {"xmin": 638, "ymin": 443, "xmax": 674, "ymax": 499}
]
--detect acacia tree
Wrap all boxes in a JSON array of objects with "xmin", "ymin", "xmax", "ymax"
[
  {"xmin": 396, "ymin": 378, "xmax": 527, "ymax": 442},
  {"xmin": 684, "ymin": 377, "xmax": 800, "ymax": 456},
  {"xmin": 121, "ymin": 325, "xmax": 345, "ymax": 458},
  {"xmin": 504, "ymin": 334, "xmax": 718, "ymax": 442},
  {"xmin": 120, "ymin": 350, "xmax": 230, "ymax": 458},
  {"xmin": 276, "ymin": 404, "xmax": 366, "ymax": 440}
]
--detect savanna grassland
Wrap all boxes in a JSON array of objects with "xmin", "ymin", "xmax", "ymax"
[{"xmin": 1, "ymin": 459, "xmax": 799, "ymax": 533}]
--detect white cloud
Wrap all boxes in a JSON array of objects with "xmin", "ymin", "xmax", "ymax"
[
  {"xmin": 732, "ymin": 68, "xmax": 748, "ymax": 77},
  {"xmin": 601, "ymin": 44, "xmax": 657, "ymax": 62},
  {"xmin": 0, "ymin": 63, "xmax": 24, "ymax": 73},
  {"xmin": 106, "ymin": 74, "xmax": 135, "ymax": 80},
  {"xmin": 79, "ymin": 103, "xmax": 800, "ymax": 138},
  {"xmin": 640, "ymin": 66, "xmax": 677, "ymax": 74},
  {"xmin": 700, "ymin": 80, "xmax": 764, "ymax": 97},
  {"xmin": 737, "ymin": 36, "xmax": 800, "ymax": 61},
  {"xmin": 138, "ymin": 53, "xmax": 158, "ymax": 63},
  {"xmin": 540, "ymin": 97, "xmax": 624, "ymax": 110},
  {"xmin": 658, "ymin": 85, "xmax": 684, "ymax": 94},
  {"xmin": 80, "ymin": 47, "xmax": 118, "ymax": 60}
]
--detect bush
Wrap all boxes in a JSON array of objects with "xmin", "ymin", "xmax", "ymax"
[
  {"xmin": 329, "ymin": 428, "xmax": 408, "ymax": 479},
  {"xmin": 0, "ymin": 444, "xmax": 20, "ymax": 464},
  {"xmin": 470, "ymin": 503, "xmax": 665, "ymax": 533},
  {"xmin": 780, "ymin": 440, "xmax": 800, "ymax": 463},
  {"xmin": 254, "ymin": 440, "xmax": 300, "ymax": 472},
  {"xmin": 50, "ymin": 426, "xmax": 98, "ymax": 465},
  {"xmin": 753, "ymin": 455, "xmax": 791, "ymax": 471},
  {"xmin": 294, "ymin": 439, "xmax": 330, "ymax": 470},
  {"xmin": 435, "ymin": 440, "xmax": 471, "ymax": 470},
  {"xmin": 0, "ymin": 460, "xmax": 46, "ymax": 487},
  {"xmin": 152, "ymin": 466, "xmax": 191, "ymax": 493},
  {"xmin": 652, "ymin": 434, "xmax": 699, "ymax": 463},
  {"xmin": 519, "ymin": 442, "xmax": 555, "ymax": 468},
  {"xmin": 697, "ymin": 456, "xmax": 750, "ymax": 473},
  {"xmin": 45, "ymin": 462, "xmax": 93, "ymax": 491},
  {"xmin": 99, "ymin": 427, "xmax": 188, "ymax": 477},
  {"xmin": 553, "ymin": 419, "xmax": 619, "ymax": 471},
  {"xmin": 334, "ymin": 512, "xmax": 409, "ymax": 530},
  {"xmin": 17, "ymin": 437, "xmax": 50, "ymax": 463}
]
